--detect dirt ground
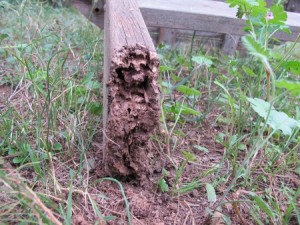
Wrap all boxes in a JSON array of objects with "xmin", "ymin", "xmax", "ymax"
[
  {"xmin": 72, "ymin": 107, "xmax": 237, "ymax": 225},
  {"xmin": 0, "ymin": 85, "xmax": 12, "ymax": 109},
  {"xmin": 0, "ymin": 83, "xmax": 244, "ymax": 225},
  {"xmin": 3, "ymin": 81, "xmax": 298, "ymax": 225}
]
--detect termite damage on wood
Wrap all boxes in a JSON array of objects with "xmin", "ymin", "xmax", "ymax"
[{"xmin": 104, "ymin": 44, "xmax": 160, "ymax": 181}]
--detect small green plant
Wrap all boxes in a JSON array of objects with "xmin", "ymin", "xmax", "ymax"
[
  {"xmin": 227, "ymin": 0, "xmax": 295, "ymax": 102},
  {"xmin": 207, "ymin": 1, "xmax": 300, "ymax": 224},
  {"xmin": 172, "ymin": 150, "xmax": 198, "ymax": 194},
  {"xmin": 247, "ymin": 97, "xmax": 300, "ymax": 135},
  {"xmin": 157, "ymin": 168, "xmax": 169, "ymax": 193}
]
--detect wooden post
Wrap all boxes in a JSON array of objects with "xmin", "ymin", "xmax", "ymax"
[
  {"xmin": 221, "ymin": 34, "xmax": 240, "ymax": 56},
  {"xmin": 158, "ymin": 28, "xmax": 177, "ymax": 46},
  {"xmin": 103, "ymin": 0, "xmax": 160, "ymax": 180},
  {"xmin": 71, "ymin": 0, "xmax": 105, "ymax": 29},
  {"xmin": 285, "ymin": 0, "xmax": 300, "ymax": 12}
]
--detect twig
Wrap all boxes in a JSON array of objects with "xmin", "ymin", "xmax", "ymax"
[
  {"xmin": 184, "ymin": 200, "xmax": 195, "ymax": 225},
  {"xmin": 24, "ymin": 186, "xmax": 63, "ymax": 225},
  {"xmin": 232, "ymin": 191, "xmax": 248, "ymax": 225},
  {"xmin": 173, "ymin": 193, "xmax": 180, "ymax": 225}
]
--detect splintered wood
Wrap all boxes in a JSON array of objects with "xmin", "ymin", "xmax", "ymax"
[{"xmin": 103, "ymin": 0, "xmax": 160, "ymax": 180}]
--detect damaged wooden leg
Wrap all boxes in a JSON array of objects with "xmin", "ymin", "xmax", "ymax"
[{"xmin": 103, "ymin": 0, "xmax": 160, "ymax": 180}]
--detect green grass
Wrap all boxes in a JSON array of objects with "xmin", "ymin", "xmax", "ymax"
[
  {"xmin": 0, "ymin": 0, "xmax": 299, "ymax": 224},
  {"xmin": 0, "ymin": 0, "xmax": 106, "ymax": 224},
  {"xmin": 158, "ymin": 41, "xmax": 299, "ymax": 223}
]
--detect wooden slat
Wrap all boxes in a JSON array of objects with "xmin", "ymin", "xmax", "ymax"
[
  {"xmin": 138, "ymin": 0, "xmax": 300, "ymax": 42},
  {"xmin": 72, "ymin": 0, "xmax": 300, "ymax": 42},
  {"xmin": 103, "ymin": 0, "xmax": 160, "ymax": 178},
  {"xmin": 222, "ymin": 34, "xmax": 240, "ymax": 55},
  {"xmin": 71, "ymin": 0, "xmax": 104, "ymax": 28},
  {"xmin": 286, "ymin": 0, "xmax": 300, "ymax": 12},
  {"xmin": 158, "ymin": 28, "xmax": 177, "ymax": 45}
]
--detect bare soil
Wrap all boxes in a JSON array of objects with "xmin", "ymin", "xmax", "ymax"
[
  {"xmin": 71, "ymin": 107, "xmax": 234, "ymax": 225},
  {"xmin": 0, "ymin": 85, "xmax": 12, "ymax": 109},
  {"xmin": 0, "ymin": 83, "xmax": 238, "ymax": 225}
]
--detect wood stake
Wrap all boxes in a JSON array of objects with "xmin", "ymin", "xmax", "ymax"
[{"xmin": 103, "ymin": 0, "xmax": 160, "ymax": 179}]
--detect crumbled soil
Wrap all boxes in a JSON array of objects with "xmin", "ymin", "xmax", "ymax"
[{"xmin": 79, "ymin": 106, "xmax": 234, "ymax": 225}]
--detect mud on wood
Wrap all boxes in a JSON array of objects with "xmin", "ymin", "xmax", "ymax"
[
  {"xmin": 103, "ymin": 0, "xmax": 160, "ymax": 180},
  {"xmin": 105, "ymin": 45, "xmax": 160, "ymax": 179}
]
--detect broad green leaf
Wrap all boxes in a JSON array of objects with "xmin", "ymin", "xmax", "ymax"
[
  {"xmin": 247, "ymin": 98, "xmax": 273, "ymax": 118},
  {"xmin": 216, "ymin": 132, "xmax": 226, "ymax": 144},
  {"xmin": 81, "ymin": 73, "xmax": 101, "ymax": 90},
  {"xmin": 226, "ymin": 0, "xmax": 265, "ymax": 18},
  {"xmin": 88, "ymin": 102, "xmax": 103, "ymax": 115},
  {"xmin": 280, "ymin": 25, "xmax": 292, "ymax": 35},
  {"xmin": 242, "ymin": 65, "xmax": 256, "ymax": 77},
  {"xmin": 166, "ymin": 103, "xmax": 201, "ymax": 116},
  {"xmin": 269, "ymin": 5, "xmax": 287, "ymax": 25},
  {"xmin": 12, "ymin": 157, "xmax": 24, "ymax": 164},
  {"xmin": 265, "ymin": 110, "xmax": 300, "ymax": 135},
  {"xmin": 0, "ymin": 33, "xmax": 9, "ymax": 42},
  {"xmin": 177, "ymin": 180, "xmax": 201, "ymax": 194},
  {"xmin": 226, "ymin": 0, "xmax": 260, "ymax": 8},
  {"xmin": 229, "ymin": 135, "xmax": 238, "ymax": 147},
  {"xmin": 251, "ymin": 0, "xmax": 267, "ymax": 18},
  {"xmin": 85, "ymin": 80, "xmax": 101, "ymax": 90},
  {"xmin": 193, "ymin": 145, "xmax": 209, "ymax": 153},
  {"xmin": 276, "ymin": 80, "xmax": 300, "ymax": 96},
  {"xmin": 53, "ymin": 142, "xmax": 62, "ymax": 151},
  {"xmin": 247, "ymin": 98, "xmax": 300, "ymax": 135},
  {"xmin": 250, "ymin": 193, "xmax": 275, "ymax": 219},
  {"xmin": 206, "ymin": 183, "xmax": 217, "ymax": 203},
  {"xmin": 181, "ymin": 150, "xmax": 197, "ymax": 162},
  {"xmin": 181, "ymin": 105, "xmax": 201, "ymax": 116},
  {"xmin": 76, "ymin": 96, "xmax": 86, "ymax": 104},
  {"xmin": 192, "ymin": 55, "xmax": 213, "ymax": 67},
  {"xmin": 8, "ymin": 148, "xmax": 18, "ymax": 155},
  {"xmin": 284, "ymin": 61, "xmax": 300, "ymax": 75},
  {"xmin": 160, "ymin": 65, "xmax": 175, "ymax": 72},
  {"xmin": 74, "ymin": 86, "xmax": 87, "ymax": 96},
  {"xmin": 238, "ymin": 143, "xmax": 247, "ymax": 151},
  {"xmin": 162, "ymin": 168, "xmax": 169, "ymax": 176},
  {"xmin": 175, "ymin": 85, "xmax": 201, "ymax": 96},
  {"xmin": 242, "ymin": 35, "xmax": 269, "ymax": 60},
  {"xmin": 170, "ymin": 73, "xmax": 182, "ymax": 82},
  {"xmin": 158, "ymin": 178, "xmax": 169, "ymax": 193}
]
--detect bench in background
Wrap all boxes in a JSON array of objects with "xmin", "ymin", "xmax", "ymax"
[{"xmin": 71, "ymin": 0, "xmax": 300, "ymax": 55}]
